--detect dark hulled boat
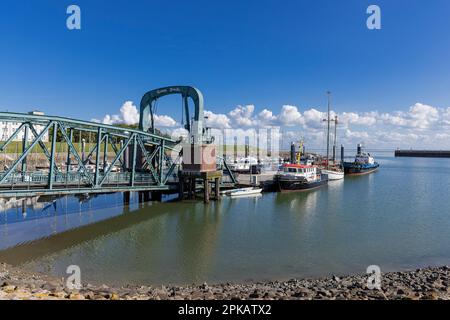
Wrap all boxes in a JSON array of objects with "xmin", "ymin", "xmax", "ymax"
[
  {"xmin": 275, "ymin": 164, "xmax": 328, "ymax": 192},
  {"xmin": 343, "ymin": 145, "xmax": 379, "ymax": 175}
]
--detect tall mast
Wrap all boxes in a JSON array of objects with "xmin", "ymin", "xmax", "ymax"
[
  {"xmin": 333, "ymin": 115, "xmax": 338, "ymax": 163},
  {"xmin": 326, "ymin": 91, "xmax": 331, "ymax": 169}
]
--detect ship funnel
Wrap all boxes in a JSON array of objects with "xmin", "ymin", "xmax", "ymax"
[
  {"xmin": 290, "ymin": 142, "xmax": 296, "ymax": 164},
  {"xmin": 357, "ymin": 144, "xmax": 362, "ymax": 155}
]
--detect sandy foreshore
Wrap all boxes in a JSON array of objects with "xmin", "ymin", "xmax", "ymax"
[{"xmin": 1, "ymin": 262, "xmax": 449, "ymax": 300}]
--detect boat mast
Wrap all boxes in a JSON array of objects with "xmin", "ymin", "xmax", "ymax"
[
  {"xmin": 333, "ymin": 115, "xmax": 338, "ymax": 163},
  {"xmin": 326, "ymin": 91, "xmax": 331, "ymax": 169}
]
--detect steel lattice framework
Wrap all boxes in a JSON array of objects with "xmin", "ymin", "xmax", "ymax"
[{"xmin": 0, "ymin": 112, "xmax": 182, "ymax": 197}]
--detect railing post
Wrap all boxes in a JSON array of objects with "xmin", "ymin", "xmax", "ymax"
[
  {"xmin": 48, "ymin": 122, "xmax": 58, "ymax": 189},
  {"xmin": 94, "ymin": 127, "xmax": 102, "ymax": 186}
]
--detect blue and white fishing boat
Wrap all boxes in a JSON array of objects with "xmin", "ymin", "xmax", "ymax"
[{"xmin": 343, "ymin": 144, "xmax": 379, "ymax": 175}]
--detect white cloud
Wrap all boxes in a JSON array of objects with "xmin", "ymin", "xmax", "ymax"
[
  {"xmin": 278, "ymin": 105, "xmax": 304, "ymax": 126},
  {"xmin": 92, "ymin": 101, "xmax": 177, "ymax": 128},
  {"xmin": 228, "ymin": 105, "xmax": 256, "ymax": 127},
  {"xmin": 380, "ymin": 103, "xmax": 439, "ymax": 129},
  {"xmin": 120, "ymin": 101, "xmax": 140, "ymax": 125},
  {"xmin": 204, "ymin": 110, "xmax": 231, "ymax": 129},
  {"xmin": 154, "ymin": 114, "xmax": 177, "ymax": 127},
  {"xmin": 258, "ymin": 109, "xmax": 277, "ymax": 124},
  {"xmin": 92, "ymin": 101, "xmax": 450, "ymax": 149}
]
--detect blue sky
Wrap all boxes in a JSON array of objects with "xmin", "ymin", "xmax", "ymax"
[{"xmin": 1, "ymin": 0, "xmax": 450, "ymax": 148}]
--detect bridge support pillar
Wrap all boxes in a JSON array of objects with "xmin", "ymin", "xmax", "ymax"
[
  {"xmin": 123, "ymin": 191, "xmax": 130, "ymax": 205},
  {"xmin": 179, "ymin": 171, "xmax": 222, "ymax": 204}
]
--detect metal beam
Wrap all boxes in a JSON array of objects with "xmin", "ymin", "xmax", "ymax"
[
  {"xmin": 0, "ymin": 112, "xmax": 177, "ymax": 143},
  {"xmin": 0, "ymin": 121, "xmax": 53, "ymax": 184},
  {"xmin": 130, "ymin": 134, "xmax": 137, "ymax": 186},
  {"xmin": 28, "ymin": 123, "xmax": 59, "ymax": 173},
  {"xmin": 94, "ymin": 127, "xmax": 102, "ymax": 186},
  {"xmin": 0, "ymin": 122, "xmax": 26, "ymax": 152},
  {"xmin": 98, "ymin": 133, "xmax": 134, "ymax": 186},
  {"xmin": 48, "ymin": 122, "xmax": 58, "ymax": 189},
  {"xmin": 58, "ymin": 122, "xmax": 95, "ymax": 186}
]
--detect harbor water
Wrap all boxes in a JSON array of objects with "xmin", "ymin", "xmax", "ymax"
[{"xmin": 1, "ymin": 153, "xmax": 450, "ymax": 285}]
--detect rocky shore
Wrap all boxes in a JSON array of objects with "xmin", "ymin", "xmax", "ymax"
[{"xmin": 1, "ymin": 262, "xmax": 450, "ymax": 300}]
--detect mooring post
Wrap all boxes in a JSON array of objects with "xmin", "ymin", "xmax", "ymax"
[
  {"xmin": 204, "ymin": 179, "xmax": 209, "ymax": 203},
  {"xmin": 215, "ymin": 177, "xmax": 220, "ymax": 200},
  {"xmin": 191, "ymin": 178, "xmax": 196, "ymax": 200},
  {"xmin": 179, "ymin": 176, "xmax": 184, "ymax": 201}
]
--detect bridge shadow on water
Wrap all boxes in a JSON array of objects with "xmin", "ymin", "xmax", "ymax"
[{"xmin": 0, "ymin": 193, "xmax": 179, "ymax": 265}]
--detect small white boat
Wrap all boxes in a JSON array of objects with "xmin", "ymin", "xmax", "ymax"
[
  {"xmin": 321, "ymin": 169, "xmax": 344, "ymax": 180},
  {"xmin": 220, "ymin": 187, "xmax": 253, "ymax": 195},
  {"xmin": 229, "ymin": 188, "xmax": 263, "ymax": 197}
]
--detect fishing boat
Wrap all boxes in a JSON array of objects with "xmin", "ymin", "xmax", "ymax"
[
  {"xmin": 320, "ymin": 91, "xmax": 344, "ymax": 180},
  {"xmin": 228, "ymin": 187, "xmax": 263, "ymax": 197},
  {"xmin": 275, "ymin": 164, "xmax": 328, "ymax": 192},
  {"xmin": 343, "ymin": 144, "xmax": 379, "ymax": 175}
]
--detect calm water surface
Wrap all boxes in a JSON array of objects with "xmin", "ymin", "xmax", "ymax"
[{"xmin": 1, "ymin": 153, "xmax": 450, "ymax": 285}]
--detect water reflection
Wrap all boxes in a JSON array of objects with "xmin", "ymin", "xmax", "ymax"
[{"xmin": 1, "ymin": 156, "xmax": 450, "ymax": 285}]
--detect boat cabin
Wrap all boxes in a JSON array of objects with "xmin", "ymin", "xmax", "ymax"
[{"xmin": 279, "ymin": 164, "xmax": 320, "ymax": 182}]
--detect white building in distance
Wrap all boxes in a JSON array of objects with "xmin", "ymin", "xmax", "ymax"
[{"xmin": 0, "ymin": 111, "xmax": 49, "ymax": 143}]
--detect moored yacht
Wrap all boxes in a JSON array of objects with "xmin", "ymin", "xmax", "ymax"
[{"xmin": 320, "ymin": 91, "xmax": 345, "ymax": 180}]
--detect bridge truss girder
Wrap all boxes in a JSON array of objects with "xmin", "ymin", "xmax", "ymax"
[{"xmin": 0, "ymin": 112, "xmax": 180, "ymax": 197}]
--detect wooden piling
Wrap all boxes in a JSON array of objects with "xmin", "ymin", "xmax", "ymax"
[
  {"xmin": 204, "ymin": 179, "xmax": 209, "ymax": 203},
  {"xmin": 215, "ymin": 177, "xmax": 220, "ymax": 200}
]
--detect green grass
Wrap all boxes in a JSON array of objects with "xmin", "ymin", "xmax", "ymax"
[{"xmin": 0, "ymin": 141, "xmax": 119, "ymax": 154}]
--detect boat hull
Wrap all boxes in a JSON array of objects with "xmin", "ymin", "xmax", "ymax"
[
  {"xmin": 230, "ymin": 188, "xmax": 263, "ymax": 197},
  {"xmin": 321, "ymin": 169, "xmax": 344, "ymax": 180},
  {"xmin": 343, "ymin": 162, "xmax": 379, "ymax": 175},
  {"xmin": 275, "ymin": 175, "xmax": 328, "ymax": 192}
]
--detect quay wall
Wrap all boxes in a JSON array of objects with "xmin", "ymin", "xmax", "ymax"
[{"xmin": 395, "ymin": 150, "xmax": 450, "ymax": 158}]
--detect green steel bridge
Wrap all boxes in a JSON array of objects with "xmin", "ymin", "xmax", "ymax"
[{"xmin": 0, "ymin": 86, "xmax": 236, "ymax": 198}]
